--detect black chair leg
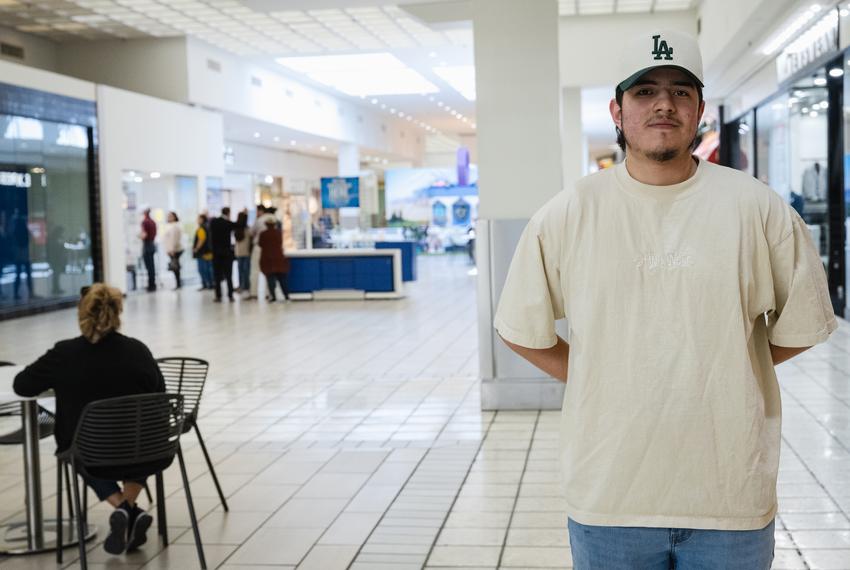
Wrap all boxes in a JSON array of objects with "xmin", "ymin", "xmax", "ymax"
[
  {"xmin": 70, "ymin": 463, "xmax": 88, "ymax": 570},
  {"xmin": 155, "ymin": 471, "xmax": 168, "ymax": 545},
  {"xmin": 177, "ymin": 445, "xmax": 206, "ymax": 569},
  {"xmin": 194, "ymin": 423, "xmax": 228, "ymax": 511},
  {"xmin": 81, "ymin": 473, "xmax": 88, "ymax": 527},
  {"xmin": 64, "ymin": 463, "xmax": 74, "ymax": 525},
  {"xmin": 56, "ymin": 460, "xmax": 63, "ymax": 564}
]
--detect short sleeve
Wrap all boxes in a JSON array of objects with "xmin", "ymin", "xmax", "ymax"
[
  {"xmin": 493, "ymin": 200, "xmax": 566, "ymax": 349},
  {"xmin": 767, "ymin": 210, "xmax": 837, "ymax": 347}
]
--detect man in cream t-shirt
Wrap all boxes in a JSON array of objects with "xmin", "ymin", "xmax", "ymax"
[{"xmin": 494, "ymin": 30, "xmax": 837, "ymax": 569}]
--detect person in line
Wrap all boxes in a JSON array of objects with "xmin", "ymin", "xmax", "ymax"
[
  {"xmin": 259, "ymin": 218, "xmax": 290, "ymax": 302},
  {"xmin": 247, "ymin": 204, "xmax": 276, "ymax": 300},
  {"xmin": 209, "ymin": 207, "xmax": 235, "ymax": 302},
  {"xmin": 494, "ymin": 30, "xmax": 837, "ymax": 569},
  {"xmin": 139, "ymin": 208, "xmax": 157, "ymax": 292},
  {"xmin": 14, "ymin": 284, "xmax": 165, "ymax": 555},
  {"xmin": 11, "ymin": 208, "xmax": 33, "ymax": 300},
  {"xmin": 161, "ymin": 211, "xmax": 183, "ymax": 290},
  {"xmin": 192, "ymin": 214, "xmax": 213, "ymax": 290},
  {"xmin": 233, "ymin": 209, "xmax": 251, "ymax": 296}
]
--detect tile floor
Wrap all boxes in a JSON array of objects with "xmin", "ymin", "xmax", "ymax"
[{"xmin": 0, "ymin": 254, "xmax": 848, "ymax": 569}]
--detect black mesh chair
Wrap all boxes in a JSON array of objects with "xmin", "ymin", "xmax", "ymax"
[
  {"xmin": 56, "ymin": 393, "xmax": 206, "ymax": 570},
  {"xmin": 156, "ymin": 357, "xmax": 228, "ymax": 511},
  {"xmin": 0, "ymin": 361, "xmax": 56, "ymax": 444}
]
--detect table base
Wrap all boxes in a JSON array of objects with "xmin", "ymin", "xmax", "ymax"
[{"xmin": 0, "ymin": 519, "xmax": 97, "ymax": 555}]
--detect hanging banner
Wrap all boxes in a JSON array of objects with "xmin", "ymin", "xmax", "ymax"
[{"xmin": 321, "ymin": 176, "xmax": 360, "ymax": 208}]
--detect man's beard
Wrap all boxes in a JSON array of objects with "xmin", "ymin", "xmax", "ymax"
[{"xmin": 621, "ymin": 130, "xmax": 682, "ymax": 163}]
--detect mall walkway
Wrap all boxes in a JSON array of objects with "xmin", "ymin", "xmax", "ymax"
[{"xmin": 0, "ymin": 255, "xmax": 848, "ymax": 569}]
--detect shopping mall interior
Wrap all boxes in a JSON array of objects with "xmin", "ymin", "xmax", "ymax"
[{"xmin": 0, "ymin": 0, "xmax": 850, "ymax": 568}]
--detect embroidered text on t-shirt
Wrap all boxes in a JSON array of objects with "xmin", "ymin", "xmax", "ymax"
[{"xmin": 633, "ymin": 251, "xmax": 694, "ymax": 270}]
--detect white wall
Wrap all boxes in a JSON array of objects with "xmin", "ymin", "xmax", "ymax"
[
  {"xmin": 0, "ymin": 58, "xmax": 94, "ymax": 101},
  {"xmin": 185, "ymin": 38, "xmax": 426, "ymax": 163},
  {"xmin": 0, "ymin": 25, "xmax": 59, "ymax": 72},
  {"xmin": 559, "ymin": 11, "xmax": 697, "ymax": 88},
  {"xmin": 226, "ymin": 141, "xmax": 337, "ymax": 180},
  {"xmin": 58, "ymin": 37, "xmax": 189, "ymax": 103},
  {"xmin": 98, "ymin": 85, "xmax": 224, "ymax": 290},
  {"xmin": 722, "ymin": 62, "xmax": 779, "ymax": 121}
]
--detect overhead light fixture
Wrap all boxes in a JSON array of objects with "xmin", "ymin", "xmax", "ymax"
[
  {"xmin": 150, "ymin": 172, "xmax": 161, "ymax": 179},
  {"xmin": 273, "ymin": 136, "xmax": 280, "ymax": 142},
  {"xmin": 275, "ymin": 53, "xmax": 439, "ymax": 96},
  {"xmin": 814, "ymin": 77, "xmax": 827, "ymax": 86},
  {"xmin": 433, "ymin": 65, "xmax": 476, "ymax": 101},
  {"xmin": 829, "ymin": 67, "xmax": 844, "ymax": 77},
  {"xmin": 134, "ymin": 176, "xmax": 143, "ymax": 183},
  {"xmin": 760, "ymin": 5, "xmax": 821, "ymax": 55},
  {"xmin": 802, "ymin": 107, "xmax": 810, "ymax": 113},
  {"xmin": 253, "ymin": 132, "xmax": 261, "ymax": 138},
  {"xmin": 320, "ymin": 145, "xmax": 327, "ymax": 151},
  {"xmin": 290, "ymin": 140, "xmax": 297, "ymax": 145},
  {"xmin": 809, "ymin": 110, "xmax": 819, "ymax": 117},
  {"xmin": 371, "ymin": 98, "xmax": 378, "ymax": 104}
]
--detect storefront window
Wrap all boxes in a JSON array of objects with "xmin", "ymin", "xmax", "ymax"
[
  {"xmin": 729, "ymin": 111, "xmax": 755, "ymax": 176},
  {"xmin": 0, "ymin": 114, "xmax": 94, "ymax": 315},
  {"xmin": 755, "ymin": 95, "xmax": 790, "ymax": 199},
  {"xmin": 788, "ymin": 74, "xmax": 829, "ymax": 266}
]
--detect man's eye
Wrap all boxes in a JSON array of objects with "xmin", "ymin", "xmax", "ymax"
[
  {"xmin": 675, "ymin": 90, "xmax": 691, "ymax": 97},
  {"xmin": 636, "ymin": 89, "xmax": 652, "ymax": 96}
]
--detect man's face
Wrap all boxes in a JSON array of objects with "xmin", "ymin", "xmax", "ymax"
[{"xmin": 610, "ymin": 67, "xmax": 705, "ymax": 163}]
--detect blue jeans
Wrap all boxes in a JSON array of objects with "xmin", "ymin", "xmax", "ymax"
[
  {"xmin": 237, "ymin": 256, "xmax": 250, "ymax": 291},
  {"xmin": 196, "ymin": 258, "xmax": 213, "ymax": 288},
  {"xmin": 568, "ymin": 518, "xmax": 775, "ymax": 569}
]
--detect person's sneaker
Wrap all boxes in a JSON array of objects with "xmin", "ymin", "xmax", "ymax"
[
  {"xmin": 126, "ymin": 508, "xmax": 153, "ymax": 552},
  {"xmin": 103, "ymin": 505, "xmax": 130, "ymax": 554}
]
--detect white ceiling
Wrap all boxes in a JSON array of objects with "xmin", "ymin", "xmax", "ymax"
[
  {"xmin": 0, "ymin": 1, "xmax": 697, "ymax": 144},
  {"xmin": 558, "ymin": 0, "xmax": 698, "ymax": 15}
]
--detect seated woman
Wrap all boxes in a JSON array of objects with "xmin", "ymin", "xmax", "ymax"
[{"xmin": 14, "ymin": 283, "xmax": 164, "ymax": 555}]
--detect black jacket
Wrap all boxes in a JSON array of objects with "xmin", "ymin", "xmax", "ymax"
[
  {"xmin": 14, "ymin": 332, "xmax": 165, "ymax": 453},
  {"xmin": 209, "ymin": 217, "xmax": 234, "ymax": 258}
]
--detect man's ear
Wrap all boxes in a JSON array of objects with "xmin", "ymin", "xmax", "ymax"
[{"xmin": 609, "ymin": 98, "xmax": 622, "ymax": 130}]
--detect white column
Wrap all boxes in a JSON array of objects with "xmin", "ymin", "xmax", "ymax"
[
  {"xmin": 562, "ymin": 87, "xmax": 584, "ymax": 189},
  {"xmin": 337, "ymin": 143, "xmax": 360, "ymax": 177},
  {"xmin": 473, "ymin": 0, "xmax": 566, "ymax": 410}
]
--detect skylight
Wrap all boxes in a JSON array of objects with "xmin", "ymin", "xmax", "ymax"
[
  {"xmin": 275, "ymin": 52, "xmax": 439, "ymax": 97},
  {"xmin": 432, "ymin": 65, "xmax": 476, "ymax": 101}
]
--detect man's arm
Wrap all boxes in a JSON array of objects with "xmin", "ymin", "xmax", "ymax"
[
  {"xmin": 500, "ymin": 335, "xmax": 570, "ymax": 382},
  {"xmin": 769, "ymin": 343, "xmax": 811, "ymax": 365}
]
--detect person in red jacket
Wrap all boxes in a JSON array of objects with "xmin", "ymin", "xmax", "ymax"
[{"xmin": 258, "ymin": 219, "xmax": 290, "ymax": 302}]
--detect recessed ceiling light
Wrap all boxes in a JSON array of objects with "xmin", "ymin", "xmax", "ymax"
[
  {"xmin": 290, "ymin": 140, "xmax": 297, "ymax": 145},
  {"xmin": 398, "ymin": 112, "xmax": 405, "ymax": 118},
  {"xmin": 275, "ymin": 52, "xmax": 439, "ymax": 96},
  {"xmin": 253, "ymin": 132, "xmax": 261, "ymax": 138},
  {"xmin": 150, "ymin": 172, "xmax": 161, "ymax": 179},
  {"xmin": 829, "ymin": 67, "xmax": 844, "ymax": 77},
  {"xmin": 814, "ymin": 77, "xmax": 827, "ymax": 86},
  {"xmin": 437, "ymin": 101, "xmax": 444, "ymax": 107},
  {"xmin": 371, "ymin": 98, "xmax": 378, "ymax": 104},
  {"xmin": 273, "ymin": 136, "xmax": 280, "ymax": 142},
  {"xmin": 320, "ymin": 145, "xmax": 327, "ymax": 151}
]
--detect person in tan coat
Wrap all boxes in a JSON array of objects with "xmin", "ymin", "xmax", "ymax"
[{"xmin": 258, "ymin": 219, "xmax": 290, "ymax": 302}]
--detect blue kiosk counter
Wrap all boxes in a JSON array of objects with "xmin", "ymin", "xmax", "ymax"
[{"xmin": 287, "ymin": 248, "xmax": 404, "ymax": 300}]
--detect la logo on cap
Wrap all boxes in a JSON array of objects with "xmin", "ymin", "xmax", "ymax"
[{"xmin": 652, "ymin": 34, "xmax": 674, "ymax": 61}]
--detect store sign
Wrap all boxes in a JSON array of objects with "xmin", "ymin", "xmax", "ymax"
[
  {"xmin": 0, "ymin": 171, "xmax": 31, "ymax": 188},
  {"xmin": 776, "ymin": 11, "xmax": 838, "ymax": 83},
  {"xmin": 321, "ymin": 176, "xmax": 359, "ymax": 208}
]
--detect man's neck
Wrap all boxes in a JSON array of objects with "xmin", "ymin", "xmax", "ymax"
[{"xmin": 625, "ymin": 151, "xmax": 697, "ymax": 186}]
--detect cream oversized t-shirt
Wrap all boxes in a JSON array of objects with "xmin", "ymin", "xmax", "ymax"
[{"xmin": 494, "ymin": 159, "xmax": 837, "ymax": 530}]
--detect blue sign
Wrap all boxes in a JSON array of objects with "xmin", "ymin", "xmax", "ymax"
[{"xmin": 321, "ymin": 177, "xmax": 360, "ymax": 208}]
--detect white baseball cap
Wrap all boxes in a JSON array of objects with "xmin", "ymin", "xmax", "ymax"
[{"xmin": 618, "ymin": 30, "xmax": 704, "ymax": 92}]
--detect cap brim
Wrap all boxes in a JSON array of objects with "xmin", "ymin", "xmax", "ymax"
[{"xmin": 618, "ymin": 65, "xmax": 704, "ymax": 92}]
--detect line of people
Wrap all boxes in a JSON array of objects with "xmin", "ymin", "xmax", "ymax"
[{"xmin": 191, "ymin": 205, "xmax": 291, "ymax": 303}]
